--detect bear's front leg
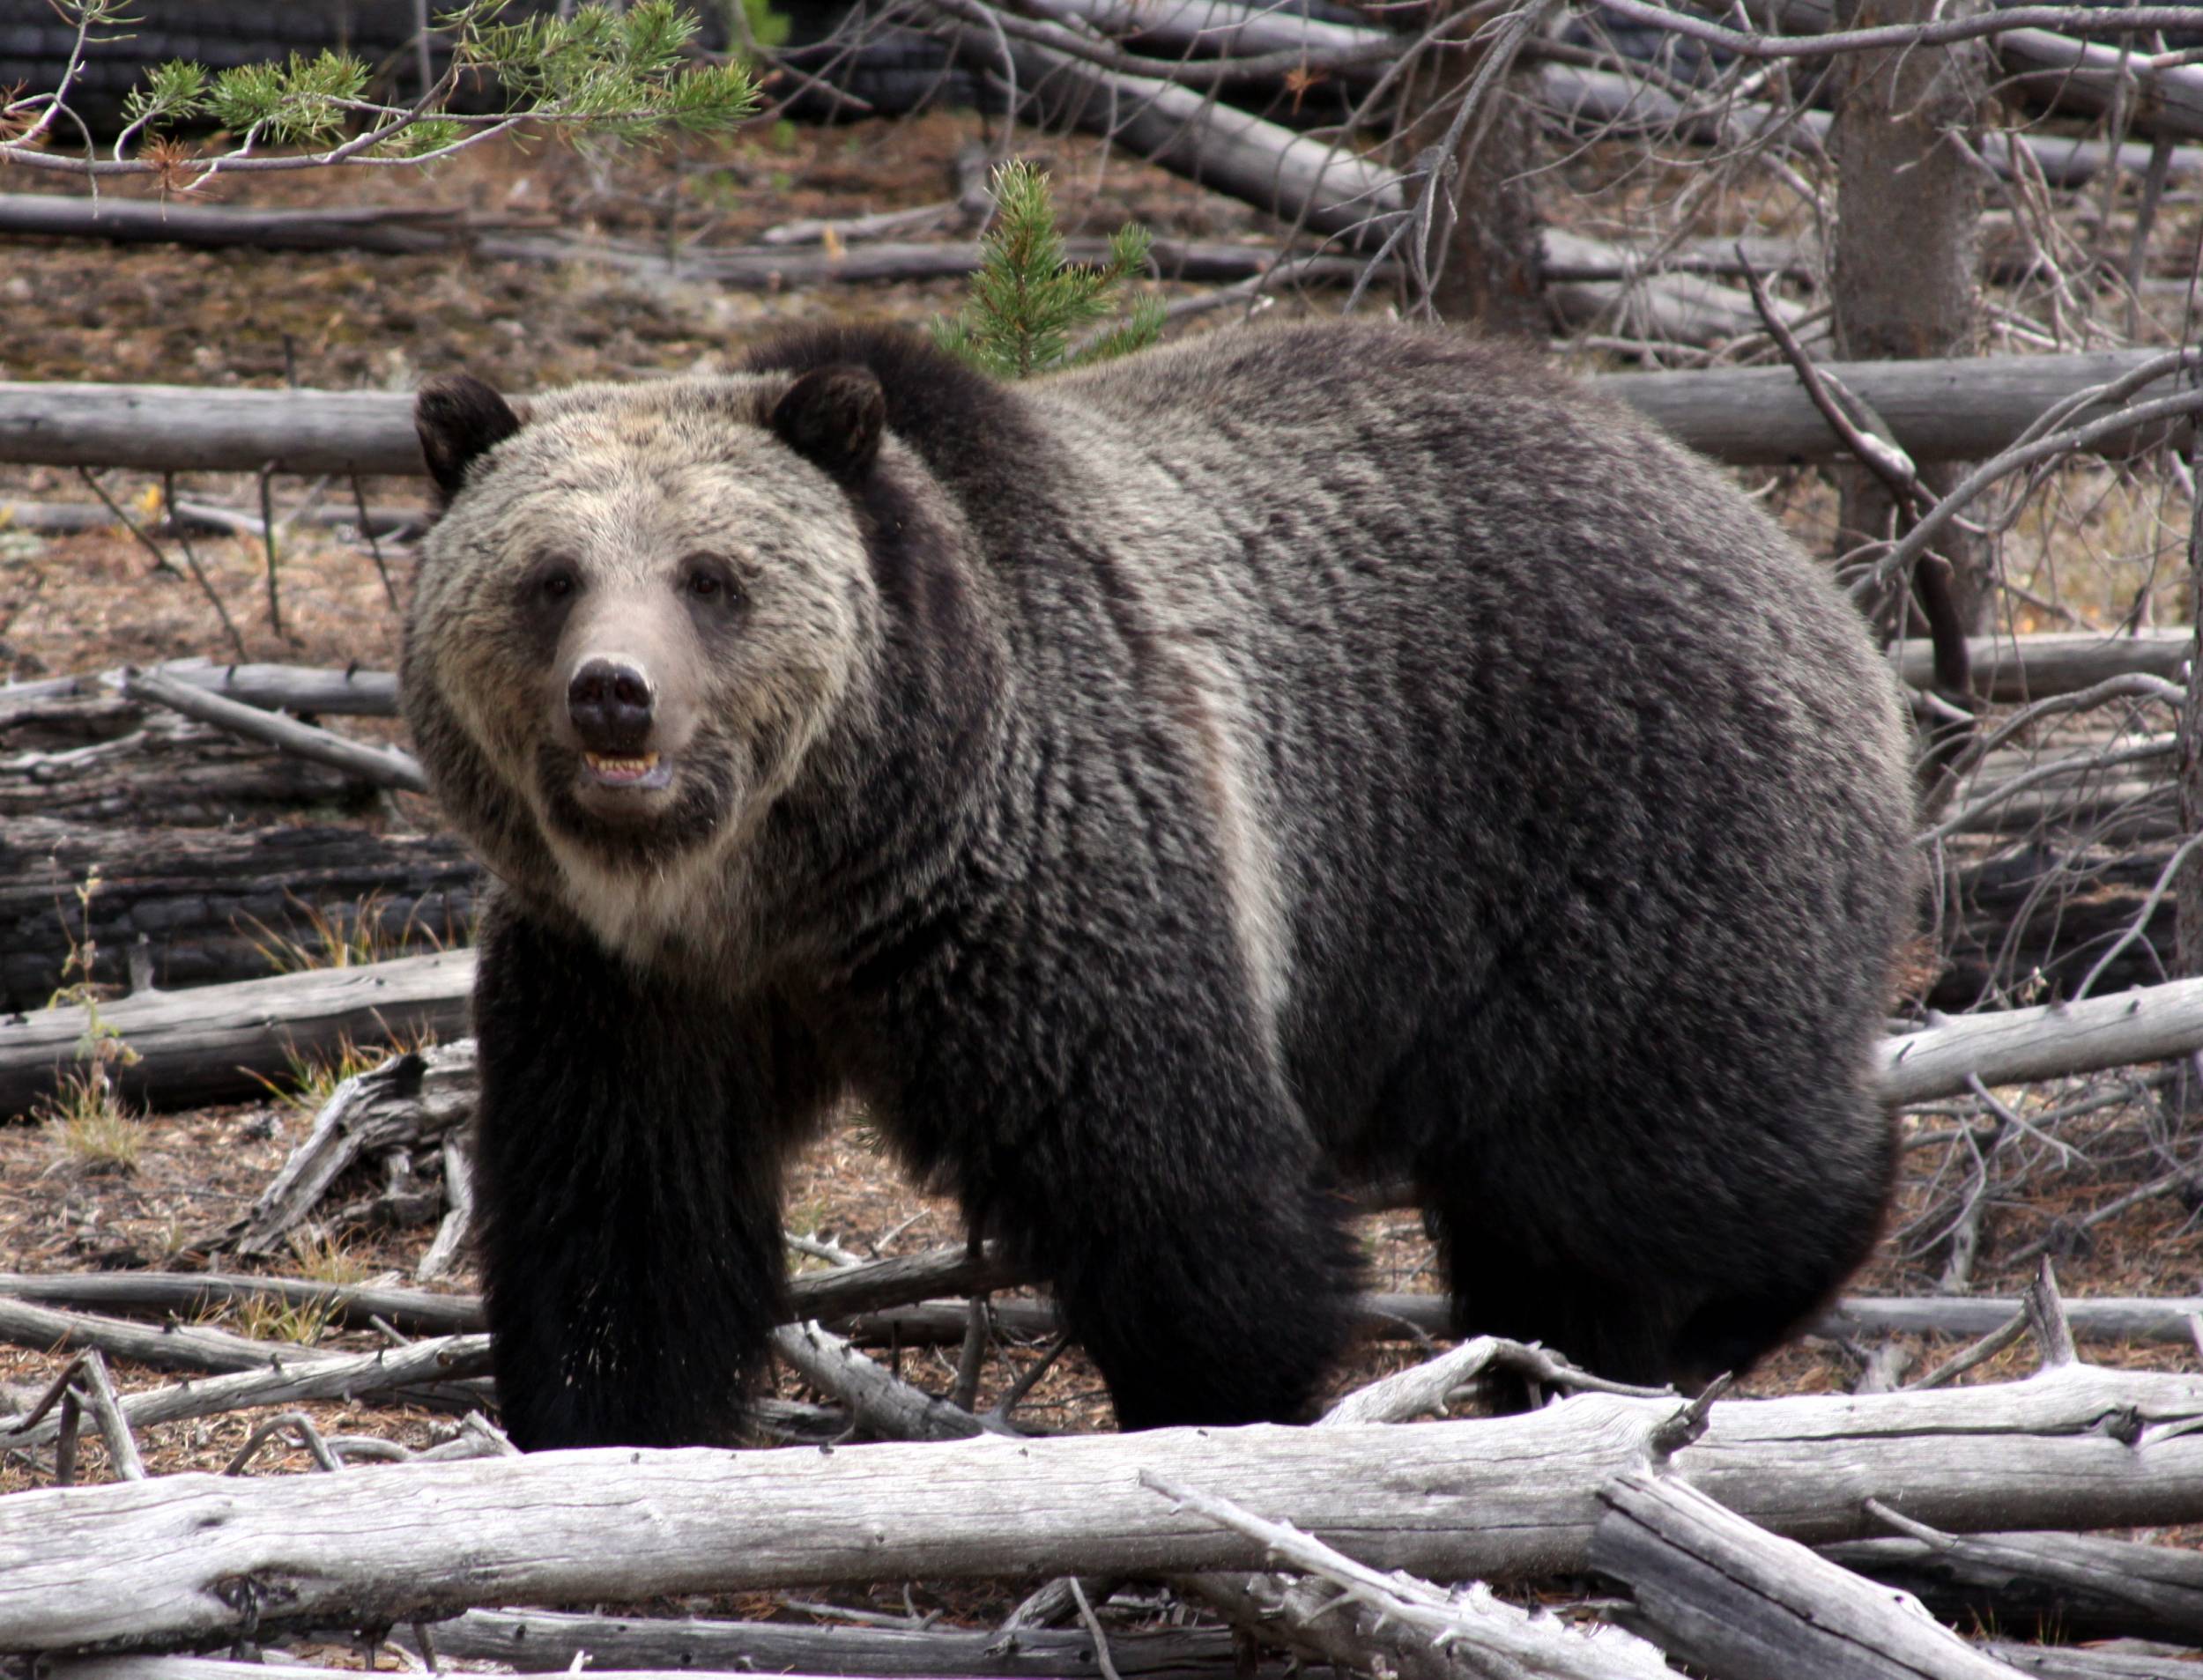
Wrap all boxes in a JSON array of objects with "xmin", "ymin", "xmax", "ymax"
[{"xmin": 469, "ymin": 899, "xmax": 790, "ymax": 1449}]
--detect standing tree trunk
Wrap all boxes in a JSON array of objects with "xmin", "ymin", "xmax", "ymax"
[
  {"xmin": 1395, "ymin": 2, "xmax": 1547, "ymax": 337},
  {"xmin": 1831, "ymin": 0, "xmax": 1990, "ymax": 632},
  {"xmin": 2176, "ymin": 429, "xmax": 2203, "ymax": 984}
]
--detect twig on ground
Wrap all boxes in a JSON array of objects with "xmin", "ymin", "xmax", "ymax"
[{"xmin": 1903, "ymin": 1308, "xmax": 2032, "ymax": 1391}]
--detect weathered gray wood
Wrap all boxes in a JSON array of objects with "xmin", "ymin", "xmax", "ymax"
[
  {"xmin": 4, "ymin": 1334, "xmax": 493, "ymax": 1453},
  {"xmin": 0, "ymin": 1273, "xmax": 481, "ymax": 1339},
  {"xmin": 1825, "ymin": 1294, "xmax": 2203, "ymax": 1344},
  {"xmin": 772, "ymin": 1320, "xmax": 992, "ymax": 1440},
  {"xmin": 0, "ymin": 1247, "xmax": 1028, "ymax": 1343},
  {"xmin": 0, "ymin": 351, "xmax": 2190, "ymax": 477},
  {"xmin": 940, "ymin": 10, "xmax": 1402, "ymax": 241},
  {"xmin": 1018, "ymin": 0, "xmax": 1391, "ymax": 67},
  {"xmin": 7, "ymin": 1362, "xmax": 2203, "ymax": 1652},
  {"xmin": 0, "ymin": 950, "xmax": 477, "ymax": 1119},
  {"xmin": 0, "ymin": 1299, "xmax": 317, "ymax": 1378},
  {"xmin": 792, "ymin": 1244, "xmax": 1024, "ymax": 1321},
  {"xmin": 0, "ymin": 814, "xmax": 476, "ymax": 1010},
  {"xmin": 1592, "ymin": 1471, "xmax": 2024, "ymax": 1679},
  {"xmin": 407, "ymin": 1605, "xmax": 1244, "ymax": 1677},
  {"xmin": 0, "ymin": 192, "xmax": 1321, "ymax": 291},
  {"xmin": 1982, "ymin": 1640, "xmax": 2203, "ymax": 1678},
  {"xmin": 1542, "ymin": 61, "xmax": 2203, "ymax": 186},
  {"xmin": 0, "ymin": 687, "xmax": 374, "ymax": 830},
  {"xmin": 127, "ymin": 659, "xmax": 398, "ymax": 717},
  {"xmin": 1879, "ymin": 976, "xmax": 2203, "ymax": 1105},
  {"xmin": 1154, "ymin": 1470, "xmax": 1676, "ymax": 1680},
  {"xmin": 11, "ymin": 656, "xmax": 398, "ymax": 714},
  {"xmin": 120, "ymin": 669, "xmax": 426, "ymax": 795},
  {"xmin": 1749, "ymin": 0, "xmax": 2203, "ymax": 145},
  {"xmin": 1617, "ymin": 347, "xmax": 2195, "ymax": 468},
  {"xmin": 218, "ymin": 1042, "xmax": 478, "ymax": 1257},
  {"xmin": 0, "ymin": 382, "xmax": 423, "ymax": 475},
  {"xmin": 1826, "ymin": 1530, "xmax": 2203, "ymax": 1647}
]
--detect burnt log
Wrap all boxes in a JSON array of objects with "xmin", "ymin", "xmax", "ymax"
[
  {"xmin": 0, "ymin": 817, "xmax": 478, "ymax": 1011},
  {"xmin": 0, "ymin": 687, "xmax": 376, "ymax": 830},
  {"xmin": 1933, "ymin": 841, "xmax": 2178, "ymax": 1010}
]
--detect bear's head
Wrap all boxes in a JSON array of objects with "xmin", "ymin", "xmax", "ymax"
[{"xmin": 403, "ymin": 365, "xmax": 890, "ymax": 958}]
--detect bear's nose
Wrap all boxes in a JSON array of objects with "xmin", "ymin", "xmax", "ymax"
[{"xmin": 567, "ymin": 657, "xmax": 656, "ymax": 754}]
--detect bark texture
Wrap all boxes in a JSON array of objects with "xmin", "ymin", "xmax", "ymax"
[{"xmin": 1832, "ymin": 0, "xmax": 1990, "ymax": 630}]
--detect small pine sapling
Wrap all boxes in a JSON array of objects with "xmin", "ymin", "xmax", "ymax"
[{"xmin": 934, "ymin": 160, "xmax": 1166, "ymax": 379}]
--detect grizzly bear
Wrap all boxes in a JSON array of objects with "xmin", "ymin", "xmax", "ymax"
[{"xmin": 404, "ymin": 320, "xmax": 1914, "ymax": 1451}]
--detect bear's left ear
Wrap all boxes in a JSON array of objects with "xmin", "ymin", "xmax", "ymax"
[
  {"xmin": 417, "ymin": 374, "xmax": 527, "ymax": 501},
  {"xmin": 770, "ymin": 366, "xmax": 886, "ymax": 483}
]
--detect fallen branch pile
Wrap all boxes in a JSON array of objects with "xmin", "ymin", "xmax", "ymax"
[{"xmin": 4, "ymin": 1329, "xmax": 2202, "ymax": 1669}]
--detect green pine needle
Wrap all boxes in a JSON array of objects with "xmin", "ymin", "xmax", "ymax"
[{"xmin": 935, "ymin": 160, "xmax": 1163, "ymax": 380}]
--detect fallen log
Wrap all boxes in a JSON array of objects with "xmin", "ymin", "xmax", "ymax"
[
  {"xmin": 0, "ymin": 1272, "xmax": 480, "ymax": 1339},
  {"xmin": 4, "ymin": 1361, "xmax": 2202, "ymax": 1653},
  {"xmin": 119, "ymin": 669, "xmax": 427, "ymax": 795},
  {"xmin": 12, "ymin": 1262, "xmax": 2190, "ymax": 1358},
  {"xmin": 0, "ymin": 815, "xmax": 477, "ymax": 1011},
  {"xmin": 3, "ymin": 1334, "xmax": 493, "ymax": 1453},
  {"xmin": 1542, "ymin": 61, "xmax": 2203, "ymax": 187},
  {"xmin": 212, "ymin": 1041, "xmax": 478, "ymax": 1256},
  {"xmin": 1979, "ymin": 1639, "xmax": 2203, "ymax": 1678},
  {"xmin": 0, "ymin": 497, "xmax": 427, "ymax": 541},
  {"xmin": 1932, "ymin": 839, "xmax": 2181, "ymax": 1013},
  {"xmin": 0, "ymin": 687, "xmax": 375, "ymax": 830},
  {"xmin": 1825, "ymin": 1294, "xmax": 2203, "ymax": 1344},
  {"xmin": 0, "ymin": 351, "xmax": 2191, "ymax": 477},
  {"xmin": 1157, "ymin": 1470, "xmax": 1675, "ymax": 1680},
  {"xmin": 935, "ymin": 7, "xmax": 1402, "ymax": 241},
  {"xmin": 0, "ymin": 193, "xmax": 1338, "ymax": 291},
  {"xmin": 1591, "ymin": 1471, "xmax": 2025, "ymax": 1679},
  {"xmin": 1895, "ymin": 630, "xmax": 2191, "ymax": 702},
  {"xmin": 0, "ymin": 1299, "xmax": 319, "ymax": 1379},
  {"xmin": 0, "ymin": 950, "xmax": 476, "ymax": 1120},
  {"xmin": 1879, "ymin": 975, "xmax": 2203, "ymax": 1105},
  {"xmin": 1747, "ymin": 0, "xmax": 2203, "ymax": 146},
  {"xmin": 1825, "ymin": 1530, "xmax": 2203, "ymax": 1648},
  {"xmin": 407, "ymin": 1606, "xmax": 1244, "ymax": 1677}
]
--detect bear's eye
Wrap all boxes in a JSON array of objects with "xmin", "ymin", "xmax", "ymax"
[
  {"xmin": 681, "ymin": 556, "xmax": 745, "ymax": 607},
  {"xmin": 524, "ymin": 558, "xmax": 581, "ymax": 608}
]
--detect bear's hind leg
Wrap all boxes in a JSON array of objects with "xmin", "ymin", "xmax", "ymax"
[
  {"xmin": 1425, "ymin": 1203, "xmax": 1681, "ymax": 1388},
  {"xmin": 956, "ymin": 1010, "xmax": 1363, "ymax": 1430}
]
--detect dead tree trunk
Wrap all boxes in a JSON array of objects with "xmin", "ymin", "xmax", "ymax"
[
  {"xmin": 2176, "ymin": 426, "xmax": 2203, "ymax": 980},
  {"xmin": 1831, "ymin": 0, "xmax": 1990, "ymax": 631},
  {"xmin": 1394, "ymin": 4, "xmax": 1547, "ymax": 335}
]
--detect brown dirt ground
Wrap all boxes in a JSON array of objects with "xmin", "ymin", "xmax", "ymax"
[{"xmin": 4, "ymin": 109, "xmax": 2203, "ymax": 1654}]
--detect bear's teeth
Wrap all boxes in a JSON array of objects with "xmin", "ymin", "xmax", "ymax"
[{"xmin": 585, "ymin": 751, "xmax": 660, "ymax": 777}]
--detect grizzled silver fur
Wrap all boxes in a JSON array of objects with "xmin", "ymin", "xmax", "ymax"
[{"xmin": 404, "ymin": 320, "xmax": 1916, "ymax": 1449}]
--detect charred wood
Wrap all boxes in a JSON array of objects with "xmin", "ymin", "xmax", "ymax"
[
  {"xmin": 0, "ymin": 815, "xmax": 478, "ymax": 1012},
  {"xmin": 0, "ymin": 688, "xmax": 376, "ymax": 831}
]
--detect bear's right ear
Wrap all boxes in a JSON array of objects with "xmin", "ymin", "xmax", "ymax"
[
  {"xmin": 417, "ymin": 374, "xmax": 526, "ymax": 501},
  {"xmin": 769, "ymin": 366, "xmax": 886, "ymax": 483}
]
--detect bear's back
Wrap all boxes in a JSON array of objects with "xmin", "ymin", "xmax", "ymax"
[{"xmin": 1005, "ymin": 323, "xmax": 1912, "ymax": 1158}]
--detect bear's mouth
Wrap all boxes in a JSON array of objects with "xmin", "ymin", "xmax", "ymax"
[{"xmin": 582, "ymin": 750, "xmax": 672, "ymax": 792}]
